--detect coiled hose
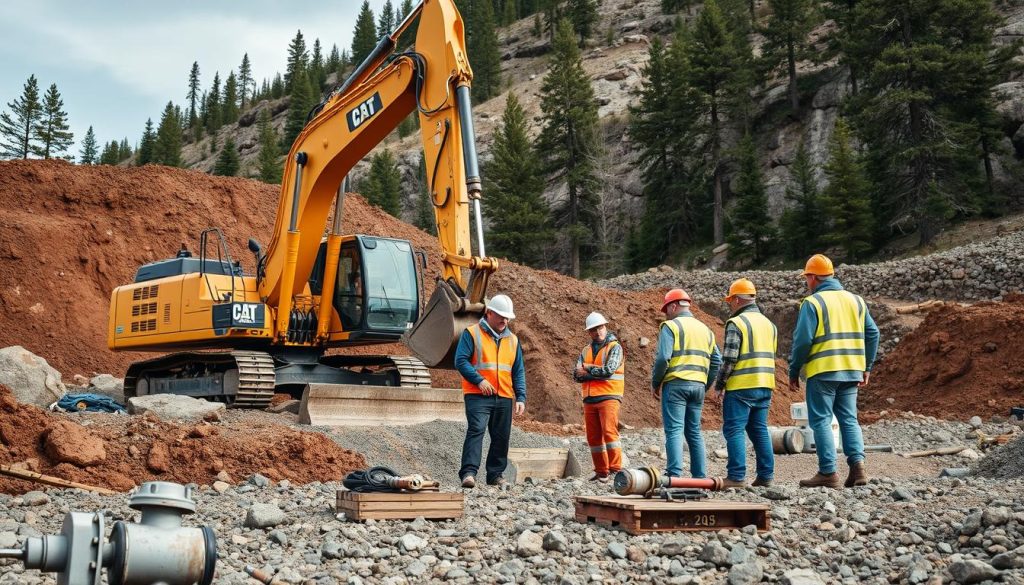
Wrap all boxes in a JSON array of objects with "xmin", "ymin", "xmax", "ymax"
[{"xmin": 342, "ymin": 466, "xmax": 408, "ymax": 493}]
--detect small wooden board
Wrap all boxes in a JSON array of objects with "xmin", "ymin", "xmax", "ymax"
[
  {"xmin": 336, "ymin": 490, "xmax": 464, "ymax": 522},
  {"xmin": 574, "ymin": 495, "xmax": 770, "ymax": 534}
]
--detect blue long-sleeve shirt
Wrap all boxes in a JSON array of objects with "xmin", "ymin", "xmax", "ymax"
[
  {"xmin": 788, "ymin": 278, "xmax": 880, "ymax": 382},
  {"xmin": 454, "ymin": 319, "xmax": 527, "ymax": 402},
  {"xmin": 650, "ymin": 310, "xmax": 722, "ymax": 390}
]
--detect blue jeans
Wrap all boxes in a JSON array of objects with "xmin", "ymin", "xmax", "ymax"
[
  {"xmin": 460, "ymin": 394, "xmax": 513, "ymax": 483},
  {"xmin": 661, "ymin": 381, "xmax": 706, "ymax": 478},
  {"xmin": 806, "ymin": 378, "xmax": 865, "ymax": 474},
  {"xmin": 722, "ymin": 388, "xmax": 774, "ymax": 481}
]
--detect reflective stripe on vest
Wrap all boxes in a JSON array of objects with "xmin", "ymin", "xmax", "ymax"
[
  {"xmin": 804, "ymin": 290, "xmax": 866, "ymax": 378},
  {"xmin": 662, "ymin": 316, "xmax": 715, "ymax": 384},
  {"xmin": 461, "ymin": 323, "xmax": 519, "ymax": 399},
  {"xmin": 724, "ymin": 311, "xmax": 777, "ymax": 391},
  {"xmin": 581, "ymin": 340, "xmax": 625, "ymax": 398}
]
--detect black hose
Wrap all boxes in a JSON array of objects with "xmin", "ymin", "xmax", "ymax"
[{"xmin": 343, "ymin": 466, "xmax": 402, "ymax": 493}]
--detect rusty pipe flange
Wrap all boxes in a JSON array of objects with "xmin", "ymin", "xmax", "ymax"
[{"xmin": 613, "ymin": 466, "xmax": 661, "ymax": 497}]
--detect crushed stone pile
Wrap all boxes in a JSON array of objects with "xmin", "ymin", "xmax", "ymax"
[
  {"xmin": 971, "ymin": 434, "xmax": 1024, "ymax": 479},
  {"xmin": 599, "ymin": 229, "xmax": 1024, "ymax": 304},
  {"xmin": 863, "ymin": 295, "xmax": 1024, "ymax": 420},
  {"xmin": 0, "ymin": 160, "xmax": 803, "ymax": 428},
  {"xmin": 0, "ymin": 384, "xmax": 365, "ymax": 494}
]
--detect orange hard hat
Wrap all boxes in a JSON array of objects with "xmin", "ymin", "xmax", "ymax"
[
  {"xmin": 661, "ymin": 288, "xmax": 692, "ymax": 312},
  {"xmin": 802, "ymin": 254, "xmax": 834, "ymax": 276},
  {"xmin": 724, "ymin": 278, "xmax": 756, "ymax": 301}
]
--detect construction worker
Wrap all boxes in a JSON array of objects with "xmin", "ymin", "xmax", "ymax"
[
  {"xmin": 573, "ymin": 312, "xmax": 625, "ymax": 482},
  {"xmin": 651, "ymin": 289, "xmax": 722, "ymax": 479},
  {"xmin": 455, "ymin": 294, "xmax": 526, "ymax": 489},
  {"xmin": 789, "ymin": 254, "xmax": 880, "ymax": 489},
  {"xmin": 713, "ymin": 278, "xmax": 776, "ymax": 488}
]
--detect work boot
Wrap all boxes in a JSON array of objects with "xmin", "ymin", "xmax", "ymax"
[
  {"xmin": 461, "ymin": 475, "xmax": 476, "ymax": 489},
  {"xmin": 589, "ymin": 472, "xmax": 609, "ymax": 482},
  {"xmin": 752, "ymin": 477, "xmax": 773, "ymax": 488},
  {"xmin": 798, "ymin": 472, "xmax": 841, "ymax": 489},
  {"xmin": 487, "ymin": 477, "xmax": 508, "ymax": 488},
  {"xmin": 721, "ymin": 478, "xmax": 747, "ymax": 489},
  {"xmin": 845, "ymin": 462, "xmax": 869, "ymax": 487}
]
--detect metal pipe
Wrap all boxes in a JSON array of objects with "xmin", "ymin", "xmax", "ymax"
[
  {"xmin": 455, "ymin": 84, "xmax": 486, "ymax": 259},
  {"xmin": 316, "ymin": 181, "xmax": 347, "ymax": 342},
  {"xmin": 614, "ymin": 466, "xmax": 725, "ymax": 497},
  {"xmin": 289, "ymin": 152, "xmax": 307, "ymax": 232},
  {"xmin": 277, "ymin": 152, "xmax": 307, "ymax": 340}
]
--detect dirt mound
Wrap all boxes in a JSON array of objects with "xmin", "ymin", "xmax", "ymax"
[
  {"xmin": 865, "ymin": 295, "xmax": 1024, "ymax": 420},
  {"xmin": 0, "ymin": 384, "xmax": 365, "ymax": 494},
  {"xmin": 0, "ymin": 160, "xmax": 799, "ymax": 428},
  {"xmin": 971, "ymin": 434, "xmax": 1024, "ymax": 479}
]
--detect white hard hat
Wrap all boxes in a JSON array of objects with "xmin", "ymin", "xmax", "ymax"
[
  {"xmin": 584, "ymin": 312, "xmax": 608, "ymax": 331},
  {"xmin": 486, "ymin": 294, "xmax": 515, "ymax": 319}
]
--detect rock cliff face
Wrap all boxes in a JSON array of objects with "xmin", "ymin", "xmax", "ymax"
[{"xmin": 178, "ymin": 1, "xmax": 1024, "ymax": 256}]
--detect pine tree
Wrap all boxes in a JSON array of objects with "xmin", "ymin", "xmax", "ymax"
[
  {"xmin": 364, "ymin": 149, "xmax": 402, "ymax": 216},
  {"xmin": 779, "ymin": 142, "xmax": 822, "ymax": 258},
  {"xmin": 238, "ymin": 54, "xmax": 254, "ymax": 108},
  {"xmin": 213, "ymin": 136, "xmax": 240, "ymax": 176},
  {"xmin": 378, "ymin": 0, "xmax": 396, "ymax": 36},
  {"xmin": 727, "ymin": 134, "xmax": 775, "ymax": 263},
  {"xmin": 846, "ymin": 0, "xmax": 998, "ymax": 244},
  {"xmin": 118, "ymin": 138, "xmax": 132, "ymax": 162},
  {"xmin": 99, "ymin": 141, "xmax": 120, "ymax": 165},
  {"xmin": 662, "ymin": 0, "xmax": 694, "ymax": 14},
  {"xmin": 538, "ymin": 19, "xmax": 603, "ymax": 277},
  {"xmin": 413, "ymin": 152, "xmax": 436, "ymax": 235},
  {"xmin": 205, "ymin": 72, "xmax": 222, "ymax": 134},
  {"xmin": 283, "ymin": 71, "xmax": 313, "ymax": 149},
  {"xmin": 763, "ymin": 0, "xmax": 816, "ymax": 116},
  {"xmin": 137, "ymin": 118, "xmax": 156, "ymax": 165},
  {"xmin": 351, "ymin": 1, "xmax": 379, "ymax": 65},
  {"xmin": 504, "ymin": 0, "xmax": 518, "ymax": 25},
  {"xmin": 468, "ymin": 0, "xmax": 502, "ymax": 103},
  {"xmin": 821, "ymin": 118, "xmax": 873, "ymax": 261},
  {"xmin": 79, "ymin": 126, "xmax": 98, "ymax": 164},
  {"xmin": 256, "ymin": 108, "xmax": 282, "ymax": 184},
  {"xmin": 271, "ymin": 74, "xmax": 285, "ymax": 99},
  {"xmin": 327, "ymin": 44, "xmax": 341, "ymax": 75},
  {"xmin": 154, "ymin": 101, "xmax": 183, "ymax": 167},
  {"xmin": 689, "ymin": 0, "xmax": 744, "ymax": 245},
  {"xmin": 33, "ymin": 83, "xmax": 73, "ymax": 159},
  {"xmin": 396, "ymin": 0, "xmax": 417, "ymax": 49},
  {"xmin": 310, "ymin": 39, "xmax": 326, "ymax": 91},
  {"xmin": 187, "ymin": 62, "xmax": 201, "ymax": 127},
  {"xmin": 483, "ymin": 93, "xmax": 553, "ymax": 265},
  {"xmin": 567, "ymin": 0, "xmax": 599, "ymax": 46},
  {"xmin": 222, "ymin": 72, "xmax": 240, "ymax": 125},
  {"xmin": 284, "ymin": 30, "xmax": 308, "ymax": 93},
  {"xmin": 0, "ymin": 75, "xmax": 42, "ymax": 159}
]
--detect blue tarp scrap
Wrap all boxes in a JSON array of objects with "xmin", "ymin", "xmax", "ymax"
[{"xmin": 54, "ymin": 393, "xmax": 127, "ymax": 414}]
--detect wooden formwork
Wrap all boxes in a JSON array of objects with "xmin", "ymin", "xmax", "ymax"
[
  {"xmin": 336, "ymin": 490, "xmax": 464, "ymax": 522},
  {"xmin": 574, "ymin": 495, "xmax": 770, "ymax": 534}
]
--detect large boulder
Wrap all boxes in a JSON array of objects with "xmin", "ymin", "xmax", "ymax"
[
  {"xmin": 128, "ymin": 394, "xmax": 226, "ymax": 421},
  {"xmin": 0, "ymin": 346, "xmax": 66, "ymax": 407},
  {"xmin": 44, "ymin": 420, "xmax": 106, "ymax": 467},
  {"xmin": 88, "ymin": 374, "xmax": 125, "ymax": 404}
]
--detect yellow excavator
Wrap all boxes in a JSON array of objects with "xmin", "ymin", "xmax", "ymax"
[{"xmin": 106, "ymin": 0, "xmax": 497, "ymax": 417}]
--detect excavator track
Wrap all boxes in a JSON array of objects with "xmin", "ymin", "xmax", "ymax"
[
  {"xmin": 387, "ymin": 355, "xmax": 432, "ymax": 388},
  {"xmin": 228, "ymin": 351, "xmax": 276, "ymax": 408}
]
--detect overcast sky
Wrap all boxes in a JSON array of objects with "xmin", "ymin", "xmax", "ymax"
[{"xmin": 0, "ymin": 1, "xmax": 390, "ymax": 156}]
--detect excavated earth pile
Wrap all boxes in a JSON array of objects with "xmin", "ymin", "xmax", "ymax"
[
  {"xmin": 0, "ymin": 384, "xmax": 365, "ymax": 494},
  {"xmin": 864, "ymin": 295, "xmax": 1024, "ymax": 420},
  {"xmin": 0, "ymin": 160, "xmax": 802, "ymax": 428}
]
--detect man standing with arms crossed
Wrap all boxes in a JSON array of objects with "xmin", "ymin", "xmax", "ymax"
[
  {"xmin": 789, "ymin": 255, "xmax": 880, "ymax": 488},
  {"xmin": 455, "ymin": 294, "xmax": 526, "ymax": 489},
  {"xmin": 713, "ymin": 278, "xmax": 776, "ymax": 488},
  {"xmin": 651, "ymin": 289, "xmax": 722, "ymax": 479},
  {"xmin": 573, "ymin": 312, "xmax": 625, "ymax": 482}
]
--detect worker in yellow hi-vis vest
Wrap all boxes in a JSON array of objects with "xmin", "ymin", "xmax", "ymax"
[
  {"xmin": 789, "ymin": 255, "xmax": 880, "ymax": 489},
  {"xmin": 712, "ymin": 278, "xmax": 777, "ymax": 489}
]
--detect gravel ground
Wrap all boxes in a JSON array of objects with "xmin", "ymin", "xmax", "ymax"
[{"xmin": 2, "ymin": 413, "xmax": 1023, "ymax": 584}]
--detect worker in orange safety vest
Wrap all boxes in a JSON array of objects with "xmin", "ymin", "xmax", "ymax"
[{"xmin": 573, "ymin": 312, "xmax": 625, "ymax": 482}]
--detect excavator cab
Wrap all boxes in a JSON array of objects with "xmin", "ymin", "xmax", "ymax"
[{"xmin": 309, "ymin": 235, "xmax": 420, "ymax": 341}]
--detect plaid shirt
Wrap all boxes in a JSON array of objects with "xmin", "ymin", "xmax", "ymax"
[
  {"xmin": 573, "ymin": 333, "xmax": 623, "ymax": 381},
  {"xmin": 715, "ymin": 303, "xmax": 761, "ymax": 391}
]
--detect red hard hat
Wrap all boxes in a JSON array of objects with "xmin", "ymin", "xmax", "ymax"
[{"xmin": 661, "ymin": 288, "xmax": 692, "ymax": 312}]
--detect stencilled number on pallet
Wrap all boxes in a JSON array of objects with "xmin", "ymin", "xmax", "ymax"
[{"xmin": 686, "ymin": 514, "xmax": 717, "ymax": 527}]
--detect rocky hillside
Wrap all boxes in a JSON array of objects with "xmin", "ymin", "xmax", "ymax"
[{"xmin": 179, "ymin": 1, "xmax": 1024, "ymax": 256}]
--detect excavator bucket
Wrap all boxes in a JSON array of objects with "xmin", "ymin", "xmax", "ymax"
[
  {"xmin": 403, "ymin": 281, "xmax": 484, "ymax": 368},
  {"xmin": 299, "ymin": 384, "xmax": 465, "ymax": 427}
]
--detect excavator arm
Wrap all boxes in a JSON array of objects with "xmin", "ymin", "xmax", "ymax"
[{"xmin": 257, "ymin": 0, "xmax": 496, "ymax": 366}]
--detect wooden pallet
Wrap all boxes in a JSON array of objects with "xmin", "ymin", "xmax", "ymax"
[
  {"xmin": 506, "ymin": 447, "xmax": 583, "ymax": 482},
  {"xmin": 336, "ymin": 490, "xmax": 464, "ymax": 522},
  {"xmin": 574, "ymin": 495, "xmax": 770, "ymax": 534}
]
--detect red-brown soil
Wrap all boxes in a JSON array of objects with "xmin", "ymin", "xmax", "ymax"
[
  {"xmin": 864, "ymin": 295, "xmax": 1024, "ymax": 420},
  {"xmin": 0, "ymin": 384, "xmax": 365, "ymax": 494},
  {"xmin": 0, "ymin": 160, "xmax": 799, "ymax": 429}
]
